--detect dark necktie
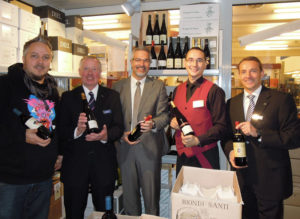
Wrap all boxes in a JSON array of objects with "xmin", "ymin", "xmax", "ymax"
[
  {"xmin": 246, "ymin": 95, "xmax": 255, "ymax": 121},
  {"xmin": 132, "ymin": 81, "xmax": 141, "ymax": 128},
  {"xmin": 88, "ymin": 91, "xmax": 96, "ymax": 111}
]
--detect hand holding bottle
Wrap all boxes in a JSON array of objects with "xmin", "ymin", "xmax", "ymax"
[
  {"xmin": 123, "ymin": 131, "xmax": 141, "ymax": 145},
  {"xmin": 181, "ymin": 132, "xmax": 199, "ymax": 147},
  {"xmin": 76, "ymin": 112, "xmax": 88, "ymax": 137},
  {"xmin": 140, "ymin": 116, "xmax": 155, "ymax": 133},
  {"xmin": 25, "ymin": 129, "xmax": 51, "ymax": 147},
  {"xmin": 85, "ymin": 124, "xmax": 107, "ymax": 142}
]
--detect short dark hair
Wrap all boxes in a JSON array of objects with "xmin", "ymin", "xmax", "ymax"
[
  {"xmin": 23, "ymin": 35, "xmax": 53, "ymax": 57},
  {"xmin": 186, "ymin": 47, "xmax": 206, "ymax": 60},
  {"xmin": 238, "ymin": 56, "xmax": 263, "ymax": 72},
  {"xmin": 131, "ymin": 46, "xmax": 150, "ymax": 60}
]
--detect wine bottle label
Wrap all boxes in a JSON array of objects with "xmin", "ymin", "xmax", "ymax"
[
  {"xmin": 182, "ymin": 124, "xmax": 193, "ymax": 135},
  {"xmin": 211, "ymin": 56, "xmax": 215, "ymax": 65},
  {"xmin": 146, "ymin": 35, "xmax": 152, "ymax": 45},
  {"xmin": 25, "ymin": 117, "xmax": 42, "ymax": 129},
  {"xmin": 174, "ymin": 58, "xmax": 182, "ymax": 68},
  {"xmin": 158, "ymin": 60, "xmax": 166, "ymax": 67},
  {"xmin": 150, "ymin": 59, "xmax": 157, "ymax": 68},
  {"xmin": 160, "ymin": 35, "xmax": 166, "ymax": 44},
  {"xmin": 153, "ymin": 35, "xmax": 159, "ymax": 45},
  {"xmin": 167, "ymin": 59, "xmax": 174, "ymax": 68},
  {"xmin": 88, "ymin": 120, "xmax": 99, "ymax": 129},
  {"xmin": 233, "ymin": 142, "xmax": 246, "ymax": 157}
]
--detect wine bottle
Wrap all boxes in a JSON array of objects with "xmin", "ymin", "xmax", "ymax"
[
  {"xmin": 150, "ymin": 40, "xmax": 157, "ymax": 70},
  {"xmin": 197, "ymin": 38, "xmax": 201, "ymax": 49},
  {"xmin": 153, "ymin": 14, "xmax": 160, "ymax": 45},
  {"xmin": 170, "ymin": 101, "xmax": 194, "ymax": 136},
  {"xmin": 13, "ymin": 108, "xmax": 52, "ymax": 140},
  {"xmin": 233, "ymin": 121, "xmax": 247, "ymax": 166},
  {"xmin": 81, "ymin": 92, "xmax": 100, "ymax": 134},
  {"xmin": 166, "ymin": 37, "xmax": 174, "ymax": 69},
  {"xmin": 182, "ymin": 36, "xmax": 189, "ymax": 69},
  {"xmin": 157, "ymin": 41, "xmax": 166, "ymax": 69},
  {"xmin": 145, "ymin": 15, "xmax": 153, "ymax": 46},
  {"xmin": 174, "ymin": 37, "xmax": 182, "ymax": 69},
  {"xmin": 102, "ymin": 196, "xmax": 117, "ymax": 219},
  {"xmin": 128, "ymin": 115, "xmax": 152, "ymax": 142},
  {"xmin": 160, "ymin": 13, "xmax": 167, "ymax": 45},
  {"xmin": 204, "ymin": 39, "xmax": 211, "ymax": 69},
  {"xmin": 135, "ymin": 40, "xmax": 138, "ymax": 48}
]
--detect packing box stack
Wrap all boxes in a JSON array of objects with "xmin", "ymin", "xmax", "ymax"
[
  {"xmin": 0, "ymin": 1, "xmax": 18, "ymax": 67},
  {"xmin": 33, "ymin": 6, "xmax": 66, "ymax": 37},
  {"xmin": 72, "ymin": 43, "xmax": 88, "ymax": 77},
  {"xmin": 66, "ymin": 15, "xmax": 84, "ymax": 45},
  {"xmin": 171, "ymin": 166, "xmax": 243, "ymax": 219},
  {"xmin": 48, "ymin": 36, "xmax": 72, "ymax": 74}
]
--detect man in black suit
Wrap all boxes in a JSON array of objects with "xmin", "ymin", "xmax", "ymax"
[
  {"xmin": 223, "ymin": 56, "xmax": 300, "ymax": 219},
  {"xmin": 58, "ymin": 56, "xmax": 123, "ymax": 219}
]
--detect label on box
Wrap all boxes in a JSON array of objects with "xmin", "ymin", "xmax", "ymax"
[
  {"xmin": 49, "ymin": 36, "xmax": 72, "ymax": 53},
  {"xmin": 66, "ymin": 15, "xmax": 83, "ymax": 30},
  {"xmin": 72, "ymin": 43, "xmax": 88, "ymax": 56},
  {"xmin": 33, "ymin": 6, "xmax": 65, "ymax": 24}
]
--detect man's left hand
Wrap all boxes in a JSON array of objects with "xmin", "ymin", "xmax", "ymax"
[
  {"xmin": 181, "ymin": 132, "xmax": 199, "ymax": 147},
  {"xmin": 85, "ymin": 124, "xmax": 108, "ymax": 141},
  {"xmin": 140, "ymin": 117, "xmax": 155, "ymax": 133},
  {"xmin": 236, "ymin": 121, "xmax": 259, "ymax": 137}
]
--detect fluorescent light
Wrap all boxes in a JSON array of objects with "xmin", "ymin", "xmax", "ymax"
[
  {"xmin": 245, "ymin": 44, "xmax": 288, "ymax": 50},
  {"xmin": 273, "ymin": 13, "xmax": 300, "ymax": 19},
  {"xmin": 83, "ymin": 15, "xmax": 119, "ymax": 21},
  {"xmin": 83, "ymin": 20, "xmax": 119, "ymax": 25},
  {"xmin": 285, "ymin": 70, "xmax": 300, "ymax": 75},
  {"xmin": 267, "ymin": 36, "xmax": 300, "ymax": 40},
  {"xmin": 274, "ymin": 8, "xmax": 300, "ymax": 13},
  {"xmin": 83, "ymin": 24, "xmax": 121, "ymax": 30}
]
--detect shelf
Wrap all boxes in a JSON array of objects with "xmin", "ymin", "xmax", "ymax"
[{"xmin": 148, "ymin": 69, "xmax": 219, "ymax": 76}]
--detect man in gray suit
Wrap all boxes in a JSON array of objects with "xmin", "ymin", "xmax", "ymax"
[{"xmin": 112, "ymin": 47, "xmax": 169, "ymax": 216}]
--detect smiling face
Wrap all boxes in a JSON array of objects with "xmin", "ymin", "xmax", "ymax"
[
  {"xmin": 79, "ymin": 57, "xmax": 101, "ymax": 90},
  {"xmin": 239, "ymin": 60, "xmax": 264, "ymax": 94},
  {"xmin": 22, "ymin": 42, "xmax": 52, "ymax": 84},
  {"xmin": 131, "ymin": 50, "xmax": 150, "ymax": 80},
  {"xmin": 185, "ymin": 49, "xmax": 207, "ymax": 83}
]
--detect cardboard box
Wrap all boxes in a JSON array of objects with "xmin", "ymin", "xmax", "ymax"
[
  {"xmin": 48, "ymin": 180, "xmax": 63, "ymax": 219},
  {"xmin": 48, "ymin": 36, "xmax": 72, "ymax": 73},
  {"xmin": 0, "ymin": 1, "xmax": 18, "ymax": 27},
  {"xmin": 33, "ymin": 6, "xmax": 65, "ymax": 37},
  {"xmin": 66, "ymin": 27, "xmax": 83, "ymax": 44},
  {"xmin": 290, "ymin": 148, "xmax": 300, "ymax": 159},
  {"xmin": 171, "ymin": 166, "xmax": 243, "ymax": 219},
  {"xmin": 291, "ymin": 159, "xmax": 300, "ymax": 176},
  {"xmin": 0, "ymin": 23, "xmax": 18, "ymax": 48},
  {"xmin": 284, "ymin": 205, "xmax": 300, "ymax": 219},
  {"xmin": 88, "ymin": 213, "xmax": 166, "ymax": 219},
  {"xmin": 0, "ymin": 45, "xmax": 17, "ymax": 67},
  {"xmin": 18, "ymin": 8, "xmax": 41, "ymax": 34},
  {"xmin": 72, "ymin": 43, "xmax": 88, "ymax": 77},
  {"xmin": 18, "ymin": 29, "xmax": 39, "ymax": 62},
  {"xmin": 65, "ymin": 15, "xmax": 83, "ymax": 30}
]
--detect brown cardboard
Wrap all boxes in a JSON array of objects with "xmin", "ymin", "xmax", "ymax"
[
  {"xmin": 171, "ymin": 166, "xmax": 243, "ymax": 219},
  {"xmin": 48, "ymin": 180, "xmax": 63, "ymax": 219},
  {"xmin": 284, "ymin": 205, "xmax": 300, "ymax": 219}
]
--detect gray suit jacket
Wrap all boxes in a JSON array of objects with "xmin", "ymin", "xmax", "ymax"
[{"xmin": 112, "ymin": 76, "xmax": 169, "ymax": 164}]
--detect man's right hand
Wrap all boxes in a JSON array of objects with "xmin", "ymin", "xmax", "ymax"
[
  {"xmin": 123, "ymin": 131, "xmax": 140, "ymax": 145},
  {"xmin": 170, "ymin": 117, "xmax": 180, "ymax": 130},
  {"xmin": 25, "ymin": 129, "xmax": 51, "ymax": 147},
  {"xmin": 229, "ymin": 150, "xmax": 247, "ymax": 169},
  {"xmin": 76, "ymin": 113, "xmax": 87, "ymax": 137}
]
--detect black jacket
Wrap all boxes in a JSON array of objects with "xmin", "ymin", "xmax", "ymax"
[{"xmin": 0, "ymin": 63, "xmax": 59, "ymax": 184}]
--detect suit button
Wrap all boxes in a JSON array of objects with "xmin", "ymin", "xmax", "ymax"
[{"xmin": 246, "ymin": 141, "xmax": 250, "ymax": 144}]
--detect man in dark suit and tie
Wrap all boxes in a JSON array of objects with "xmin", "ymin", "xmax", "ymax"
[
  {"xmin": 112, "ymin": 47, "xmax": 169, "ymax": 216},
  {"xmin": 223, "ymin": 56, "xmax": 300, "ymax": 219},
  {"xmin": 58, "ymin": 56, "xmax": 123, "ymax": 219}
]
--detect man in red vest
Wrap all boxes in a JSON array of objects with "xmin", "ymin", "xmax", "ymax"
[{"xmin": 170, "ymin": 47, "xmax": 227, "ymax": 175}]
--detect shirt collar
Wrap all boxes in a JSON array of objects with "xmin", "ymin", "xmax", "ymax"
[
  {"xmin": 131, "ymin": 76, "xmax": 146, "ymax": 86},
  {"xmin": 244, "ymin": 85, "xmax": 262, "ymax": 99},
  {"xmin": 186, "ymin": 76, "xmax": 204, "ymax": 88},
  {"xmin": 82, "ymin": 84, "xmax": 99, "ymax": 98}
]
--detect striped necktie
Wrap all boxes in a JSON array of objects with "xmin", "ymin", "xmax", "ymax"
[
  {"xmin": 132, "ymin": 81, "xmax": 141, "ymax": 128},
  {"xmin": 88, "ymin": 91, "xmax": 96, "ymax": 111},
  {"xmin": 246, "ymin": 95, "xmax": 255, "ymax": 121}
]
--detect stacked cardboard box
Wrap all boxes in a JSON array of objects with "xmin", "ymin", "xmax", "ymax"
[
  {"xmin": 72, "ymin": 43, "xmax": 88, "ymax": 77},
  {"xmin": 66, "ymin": 15, "xmax": 84, "ymax": 45}
]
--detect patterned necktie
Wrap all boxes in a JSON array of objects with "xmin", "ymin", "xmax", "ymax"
[
  {"xmin": 246, "ymin": 95, "xmax": 255, "ymax": 121},
  {"xmin": 88, "ymin": 91, "xmax": 96, "ymax": 111},
  {"xmin": 132, "ymin": 81, "xmax": 141, "ymax": 128}
]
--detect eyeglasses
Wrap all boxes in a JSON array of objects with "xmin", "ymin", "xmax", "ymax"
[
  {"xmin": 133, "ymin": 58, "xmax": 150, "ymax": 63},
  {"xmin": 186, "ymin": 58, "xmax": 206, "ymax": 64}
]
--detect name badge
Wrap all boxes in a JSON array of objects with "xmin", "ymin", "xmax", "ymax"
[
  {"xmin": 193, "ymin": 100, "xmax": 204, "ymax": 108},
  {"xmin": 252, "ymin": 113, "xmax": 263, "ymax": 120}
]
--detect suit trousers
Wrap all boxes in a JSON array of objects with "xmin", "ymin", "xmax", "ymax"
[
  {"xmin": 120, "ymin": 143, "xmax": 161, "ymax": 216},
  {"xmin": 63, "ymin": 153, "xmax": 115, "ymax": 219},
  {"xmin": 242, "ymin": 185, "xmax": 283, "ymax": 219}
]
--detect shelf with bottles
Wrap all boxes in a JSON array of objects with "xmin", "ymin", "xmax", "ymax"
[{"xmin": 148, "ymin": 68, "xmax": 219, "ymax": 76}]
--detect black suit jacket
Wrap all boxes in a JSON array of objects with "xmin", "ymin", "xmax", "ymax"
[
  {"xmin": 223, "ymin": 86, "xmax": 300, "ymax": 200},
  {"xmin": 58, "ymin": 85, "xmax": 124, "ymax": 187}
]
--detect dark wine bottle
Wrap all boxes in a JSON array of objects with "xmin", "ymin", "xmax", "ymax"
[
  {"xmin": 160, "ymin": 13, "xmax": 167, "ymax": 45},
  {"xmin": 170, "ymin": 101, "xmax": 194, "ymax": 136},
  {"xmin": 102, "ymin": 196, "xmax": 117, "ymax": 219},
  {"xmin": 157, "ymin": 41, "xmax": 166, "ymax": 69},
  {"xmin": 174, "ymin": 37, "xmax": 182, "ymax": 69},
  {"xmin": 135, "ymin": 40, "xmax": 138, "ymax": 48},
  {"xmin": 182, "ymin": 36, "xmax": 189, "ymax": 69},
  {"xmin": 204, "ymin": 39, "xmax": 211, "ymax": 69},
  {"xmin": 81, "ymin": 93, "xmax": 100, "ymax": 134},
  {"xmin": 150, "ymin": 40, "xmax": 157, "ymax": 70},
  {"xmin": 233, "ymin": 121, "xmax": 247, "ymax": 166},
  {"xmin": 145, "ymin": 14, "xmax": 153, "ymax": 46},
  {"xmin": 166, "ymin": 37, "xmax": 174, "ymax": 69},
  {"xmin": 153, "ymin": 14, "xmax": 160, "ymax": 45},
  {"xmin": 13, "ymin": 108, "xmax": 52, "ymax": 140},
  {"xmin": 128, "ymin": 115, "xmax": 152, "ymax": 142}
]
